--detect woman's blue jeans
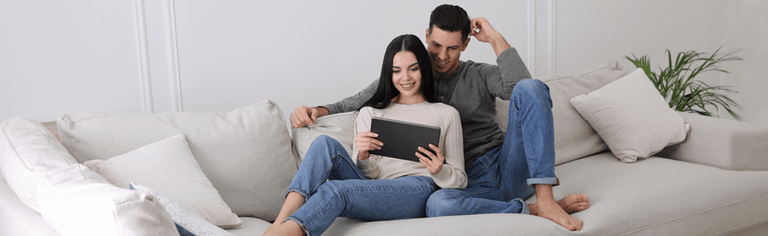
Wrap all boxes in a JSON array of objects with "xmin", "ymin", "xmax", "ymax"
[
  {"xmin": 426, "ymin": 79, "xmax": 558, "ymax": 217},
  {"xmin": 286, "ymin": 135, "xmax": 437, "ymax": 236}
]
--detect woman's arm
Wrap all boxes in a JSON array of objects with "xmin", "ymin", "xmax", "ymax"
[
  {"xmin": 428, "ymin": 107, "xmax": 468, "ymax": 189},
  {"xmin": 353, "ymin": 107, "xmax": 381, "ymax": 179}
]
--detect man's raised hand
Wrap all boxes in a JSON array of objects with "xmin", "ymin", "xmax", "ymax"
[{"xmin": 470, "ymin": 17, "xmax": 510, "ymax": 57}]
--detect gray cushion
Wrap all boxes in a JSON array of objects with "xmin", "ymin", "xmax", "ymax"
[{"xmin": 57, "ymin": 100, "xmax": 297, "ymax": 221}]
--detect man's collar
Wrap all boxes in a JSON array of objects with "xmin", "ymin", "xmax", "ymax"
[{"xmin": 434, "ymin": 60, "xmax": 466, "ymax": 79}]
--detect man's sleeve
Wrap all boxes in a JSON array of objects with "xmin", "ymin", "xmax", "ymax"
[
  {"xmin": 320, "ymin": 78, "xmax": 379, "ymax": 114},
  {"xmin": 481, "ymin": 47, "xmax": 532, "ymax": 100}
]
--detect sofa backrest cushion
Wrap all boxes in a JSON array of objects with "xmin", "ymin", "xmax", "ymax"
[
  {"xmin": 0, "ymin": 116, "xmax": 78, "ymax": 213},
  {"xmin": 495, "ymin": 60, "xmax": 632, "ymax": 165},
  {"xmin": 57, "ymin": 100, "xmax": 296, "ymax": 221},
  {"xmin": 292, "ymin": 112, "xmax": 357, "ymax": 165}
]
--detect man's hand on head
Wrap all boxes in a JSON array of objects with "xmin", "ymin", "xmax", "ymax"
[
  {"xmin": 290, "ymin": 106, "xmax": 329, "ymax": 128},
  {"xmin": 470, "ymin": 17, "xmax": 511, "ymax": 57}
]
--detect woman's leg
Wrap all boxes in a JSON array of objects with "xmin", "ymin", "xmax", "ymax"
[
  {"xmin": 288, "ymin": 176, "xmax": 436, "ymax": 236},
  {"xmin": 265, "ymin": 135, "xmax": 366, "ymax": 236}
]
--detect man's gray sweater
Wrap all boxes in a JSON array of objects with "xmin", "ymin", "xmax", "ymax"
[{"xmin": 322, "ymin": 48, "xmax": 531, "ymax": 166}]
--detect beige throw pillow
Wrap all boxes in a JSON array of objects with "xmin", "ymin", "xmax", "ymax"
[
  {"xmin": 495, "ymin": 60, "xmax": 632, "ymax": 164},
  {"xmin": 570, "ymin": 68, "xmax": 691, "ymax": 162},
  {"xmin": 84, "ymin": 134, "xmax": 241, "ymax": 228},
  {"xmin": 57, "ymin": 100, "xmax": 296, "ymax": 221}
]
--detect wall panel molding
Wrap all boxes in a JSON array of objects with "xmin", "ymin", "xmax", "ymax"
[
  {"xmin": 548, "ymin": 0, "xmax": 557, "ymax": 75},
  {"xmin": 527, "ymin": 0, "xmax": 536, "ymax": 77},
  {"xmin": 164, "ymin": 0, "xmax": 183, "ymax": 112},
  {"xmin": 134, "ymin": 0, "xmax": 154, "ymax": 113}
]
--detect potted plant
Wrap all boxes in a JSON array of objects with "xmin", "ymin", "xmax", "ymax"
[{"xmin": 626, "ymin": 48, "xmax": 742, "ymax": 119}]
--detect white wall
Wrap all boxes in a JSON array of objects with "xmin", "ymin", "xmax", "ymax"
[
  {"xmin": 0, "ymin": 0, "xmax": 528, "ymax": 122},
  {"xmin": 540, "ymin": 0, "xmax": 767, "ymax": 125},
  {"xmin": 1, "ymin": 0, "xmax": 766, "ymax": 126}
]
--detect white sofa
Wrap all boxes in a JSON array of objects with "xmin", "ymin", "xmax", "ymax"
[{"xmin": 2, "ymin": 61, "xmax": 768, "ymax": 236}]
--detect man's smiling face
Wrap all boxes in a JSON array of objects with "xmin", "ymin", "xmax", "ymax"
[{"xmin": 426, "ymin": 26, "xmax": 469, "ymax": 74}]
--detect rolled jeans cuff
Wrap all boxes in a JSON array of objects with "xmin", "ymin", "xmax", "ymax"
[
  {"xmin": 286, "ymin": 216, "xmax": 312, "ymax": 236},
  {"xmin": 286, "ymin": 188, "xmax": 309, "ymax": 202},
  {"xmin": 514, "ymin": 198, "xmax": 530, "ymax": 214},
  {"xmin": 526, "ymin": 177, "xmax": 559, "ymax": 186}
]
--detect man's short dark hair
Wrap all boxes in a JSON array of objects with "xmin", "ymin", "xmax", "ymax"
[{"xmin": 428, "ymin": 4, "xmax": 471, "ymax": 40}]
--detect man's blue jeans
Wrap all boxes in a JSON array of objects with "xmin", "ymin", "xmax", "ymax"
[
  {"xmin": 286, "ymin": 135, "xmax": 437, "ymax": 236},
  {"xmin": 426, "ymin": 79, "xmax": 557, "ymax": 217}
]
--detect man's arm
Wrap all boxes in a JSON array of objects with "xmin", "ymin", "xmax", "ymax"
[
  {"xmin": 470, "ymin": 17, "xmax": 511, "ymax": 57},
  {"xmin": 290, "ymin": 78, "xmax": 379, "ymax": 128},
  {"xmin": 471, "ymin": 17, "xmax": 532, "ymax": 100},
  {"xmin": 321, "ymin": 78, "xmax": 379, "ymax": 114}
]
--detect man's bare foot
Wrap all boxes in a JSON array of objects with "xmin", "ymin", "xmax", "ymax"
[
  {"xmin": 557, "ymin": 194, "xmax": 590, "ymax": 214},
  {"xmin": 530, "ymin": 199, "xmax": 584, "ymax": 231}
]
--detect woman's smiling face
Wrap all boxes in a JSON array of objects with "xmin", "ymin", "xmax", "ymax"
[{"xmin": 391, "ymin": 51, "xmax": 424, "ymax": 104}]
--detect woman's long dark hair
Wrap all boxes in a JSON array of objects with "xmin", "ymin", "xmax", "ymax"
[{"xmin": 359, "ymin": 34, "xmax": 437, "ymax": 110}]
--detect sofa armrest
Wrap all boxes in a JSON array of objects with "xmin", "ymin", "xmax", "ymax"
[{"xmin": 657, "ymin": 112, "xmax": 768, "ymax": 171}]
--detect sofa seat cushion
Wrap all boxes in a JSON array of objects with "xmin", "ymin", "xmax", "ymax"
[
  {"xmin": 536, "ymin": 153, "xmax": 768, "ymax": 235},
  {"xmin": 224, "ymin": 217, "xmax": 272, "ymax": 236},
  {"xmin": 0, "ymin": 177, "xmax": 62, "ymax": 236},
  {"xmin": 287, "ymin": 153, "xmax": 768, "ymax": 236}
]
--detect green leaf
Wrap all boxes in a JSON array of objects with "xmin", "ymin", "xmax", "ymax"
[{"xmin": 626, "ymin": 47, "xmax": 743, "ymax": 119}]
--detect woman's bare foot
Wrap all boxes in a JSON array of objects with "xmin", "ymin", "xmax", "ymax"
[
  {"xmin": 262, "ymin": 220, "xmax": 304, "ymax": 236},
  {"xmin": 529, "ymin": 199, "xmax": 584, "ymax": 231},
  {"xmin": 557, "ymin": 194, "xmax": 590, "ymax": 214},
  {"xmin": 262, "ymin": 221, "xmax": 283, "ymax": 236}
]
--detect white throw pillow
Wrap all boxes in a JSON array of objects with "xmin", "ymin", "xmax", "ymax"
[
  {"xmin": 83, "ymin": 134, "xmax": 242, "ymax": 228},
  {"xmin": 57, "ymin": 100, "xmax": 297, "ymax": 221},
  {"xmin": 0, "ymin": 116, "xmax": 78, "ymax": 212},
  {"xmin": 37, "ymin": 164, "xmax": 179, "ymax": 236},
  {"xmin": 570, "ymin": 68, "xmax": 692, "ymax": 162},
  {"xmin": 131, "ymin": 183, "xmax": 236, "ymax": 236}
]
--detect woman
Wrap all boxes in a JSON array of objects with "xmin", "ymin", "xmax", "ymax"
[{"xmin": 264, "ymin": 34, "xmax": 466, "ymax": 236}]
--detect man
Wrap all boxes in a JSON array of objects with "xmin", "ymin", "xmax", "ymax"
[{"xmin": 291, "ymin": 4, "xmax": 589, "ymax": 231}]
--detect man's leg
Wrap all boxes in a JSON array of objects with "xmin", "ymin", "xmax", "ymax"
[
  {"xmin": 500, "ymin": 79, "xmax": 586, "ymax": 231},
  {"xmin": 427, "ymin": 152, "xmax": 527, "ymax": 217}
]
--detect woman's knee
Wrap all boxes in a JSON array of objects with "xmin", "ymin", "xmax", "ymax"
[
  {"xmin": 311, "ymin": 135, "xmax": 340, "ymax": 147},
  {"xmin": 307, "ymin": 135, "xmax": 344, "ymax": 154},
  {"xmin": 426, "ymin": 190, "xmax": 461, "ymax": 217},
  {"xmin": 316, "ymin": 180, "xmax": 344, "ymax": 201}
]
